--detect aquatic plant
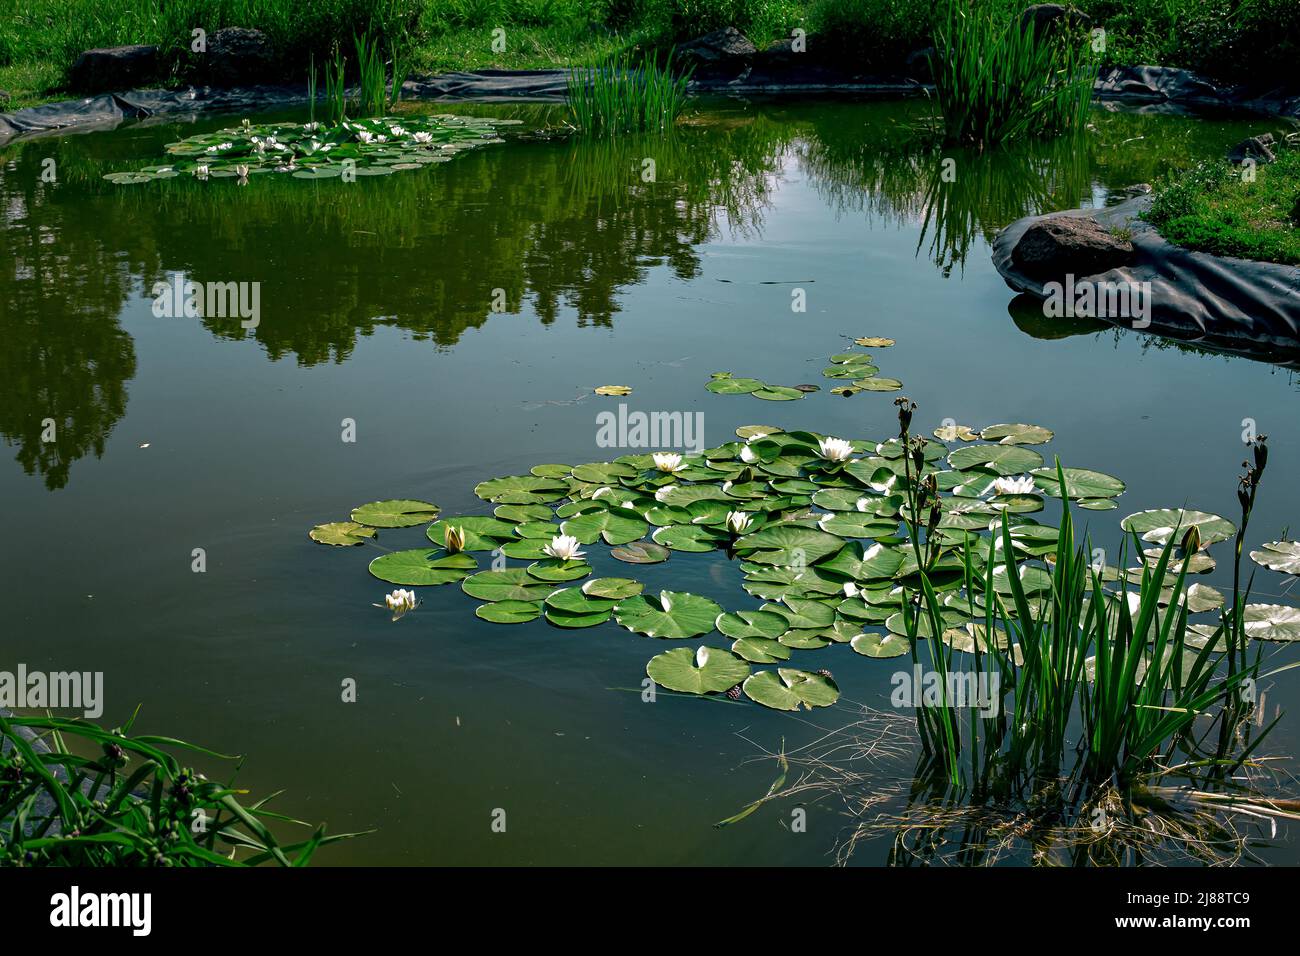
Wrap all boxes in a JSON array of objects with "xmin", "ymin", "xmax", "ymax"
[
  {"xmin": 309, "ymin": 338, "xmax": 1300, "ymax": 720},
  {"xmin": 930, "ymin": 0, "xmax": 1098, "ymax": 147},
  {"xmin": 0, "ymin": 710, "xmax": 363, "ymax": 866},
  {"xmin": 566, "ymin": 51, "xmax": 693, "ymax": 136},
  {"xmin": 102, "ymin": 114, "xmax": 520, "ymax": 185}
]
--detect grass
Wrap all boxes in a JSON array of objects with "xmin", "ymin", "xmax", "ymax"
[
  {"xmin": 930, "ymin": 0, "xmax": 1097, "ymax": 147},
  {"xmin": 1146, "ymin": 149, "xmax": 1300, "ymax": 265},
  {"xmin": 1, "ymin": 709, "xmax": 364, "ymax": 866},
  {"xmin": 1, "ymin": 0, "xmax": 1297, "ymax": 109},
  {"xmin": 566, "ymin": 49, "xmax": 691, "ymax": 134}
]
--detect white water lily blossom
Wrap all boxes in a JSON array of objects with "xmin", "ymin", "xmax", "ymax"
[
  {"xmin": 543, "ymin": 534, "xmax": 586, "ymax": 561},
  {"xmin": 377, "ymin": 588, "xmax": 418, "ymax": 621},
  {"xmin": 194, "ymin": 165, "xmax": 209, "ymax": 179},
  {"xmin": 990, "ymin": 475, "xmax": 1036, "ymax": 496},
  {"xmin": 652, "ymin": 452, "xmax": 686, "ymax": 473},
  {"xmin": 412, "ymin": 131, "xmax": 433, "ymax": 144},
  {"xmin": 726, "ymin": 511, "xmax": 752, "ymax": 535},
  {"xmin": 818, "ymin": 437, "xmax": 855, "ymax": 462},
  {"xmin": 357, "ymin": 130, "xmax": 374, "ymax": 143}
]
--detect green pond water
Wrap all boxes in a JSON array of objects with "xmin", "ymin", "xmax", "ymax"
[{"xmin": 2, "ymin": 98, "xmax": 1299, "ymax": 865}]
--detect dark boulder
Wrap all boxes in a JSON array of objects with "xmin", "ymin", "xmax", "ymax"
[
  {"xmin": 203, "ymin": 28, "xmax": 276, "ymax": 86},
  {"xmin": 677, "ymin": 27, "xmax": 757, "ymax": 80},
  {"xmin": 1226, "ymin": 133, "xmax": 1276, "ymax": 165},
  {"xmin": 1010, "ymin": 215, "xmax": 1134, "ymax": 279},
  {"xmin": 68, "ymin": 45, "xmax": 159, "ymax": 93},
  {"xmin": 1019, "ymin": 4, "xmax": 1092, "ymax": 37}
]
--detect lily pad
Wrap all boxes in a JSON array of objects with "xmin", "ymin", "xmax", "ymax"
[
  {"xmin": 751, "ymin": 385, "xmax": 805, "ymax": 402},
  {"xmin": 610, "ymin": 541, "xmax": 671, "ymax": 564},
  {"xmin": 614, "ymin": 590, "xmax": 722, "ymax": 639},
  {"xmin": 646, "ymin": 646, "xmax": 751, "ymax": 695},
  {"xmin": 561, "ymin": 509, "xmax": 649, "ymax": 545},
  {"xmin": 351, "ymin": 499, "xmax": 440, "ymax": 528},
  {"xmin": 369, "ymin": 549, "xmax": 476, "ymax": 585},
  {"xmin": 980, "ymin": 423, "xmax": 1054, "ymax": 445},
  {"xmin": 475, "ymin": 600, "xmax": 542, "ymax": 624},
  {"xmin": 1120, "ymin": 509, "xmax": 1236, "ymax": 547},
  {"xmin": 742, "ymin": 669, "xmax": 840, "ymax": 711},
  {"xmin": 850, "ymin": 632, "xmax": 911, "ymax": 658},
  {"xmin": 948, "ymin": 444, "xmax": 1044, "ymax": 475},
  {"xmin": 594, "ymin": 385, "xmax": 632, "ymax": 396},
  {"xmin": 309, "ymin": 521, "xmax": 376, "ymax": 546},
  {"xmin": 1250, "ymin": 541, "xmax": 1300, "ymax": 575},
  {"xmin": 581, "ymin": 577, "xmax": 645, "ymax": 600},
  {"xmin": 1031, "ymin": 467, "xmax": 1125, "ymax": 500},
  {"xmin": 1243, "ymin": 604, "xmax": 1300, "ymax": 642},
  {"xmin": 426, "ymin": 516, "xmax": 517, "ymax": 550},
  {"xmin": 462, "ymin": 569, "xmax": 554, "ymax": 602}
]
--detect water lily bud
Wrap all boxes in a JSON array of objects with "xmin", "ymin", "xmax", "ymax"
[
  {"xmin": 444, "ymin": 524, "xmax": 466, "ymax": 554},
  {"xmin": 1254, "ymin": 436, "xmax": 1268, "ymax": 476},
  {"xmin": 1180, "ymin": 524, "xmax": 1201, "ymax": 554}
]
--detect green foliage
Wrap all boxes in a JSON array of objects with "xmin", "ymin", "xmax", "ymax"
[
  {"xmin": 808, "ymin": 0, "xmax": 936, "ymax": 71},
  {"xmin": 567, "ymin": 49, "xmax": 692, "ymax": 134},
  {"xmin": 930, "ymin": 0, "xmax": 1098, "ymax": 147},
  {"xmin": 1, "ymin": 711, "xmax": 362, "ymax": 866},
  {"xmin": 1147, "ymin": 151, "xmax": 1300, "ymax": 265}
]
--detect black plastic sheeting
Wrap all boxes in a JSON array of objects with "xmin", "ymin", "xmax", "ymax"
[
  {"xmin": 992, "ymin": 195, "xmax": 1300, "ymax": 368},
  {"xmin": 4, "ymin": 64, "xmax": 1297, "ymax": 148}
]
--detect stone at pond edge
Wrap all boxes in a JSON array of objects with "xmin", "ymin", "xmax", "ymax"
[
  {"xmin": 1010, "ymin": 215, "xmax": 1134, "ymax": 280},
  {"xmin": 69, "ymin": 46, "xmax": 159, "ymax": 93},
  {"xmin": 1226, "ymin": 134, "xmax": 1275, "ymax": 165},
  {"xmin": 203, "ymin": 28, "xmax": 277, "ymax": 86},
  {"xmin": 1018, "ymin": 4, "xmax": 1092, "ymax": 37},
  {"xmin": 676, "ymin": 27, "xmax": 757, "ymax": 80}
]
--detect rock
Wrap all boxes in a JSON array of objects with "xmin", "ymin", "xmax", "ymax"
[
  {"xmin": 1019, "ymin": 4, "xmax": 1091, "ymax": 37},
  {"xmin": 203, "ymin": 27, "xmax": 276, "ymax": 86},
  {"xmin": 68, "ymin": 45, "xmax": 159, "ymax": 93},
  {"xmin": 904, "ymin": 47, "xmax": 935, "ymax": 82},
  {"xmin": 1226, "ymin": 134, "xmax": 1276, "ymax": 165},
  {"xmin": 0, "ymin": 90, "xmax": 10, "ymax": 108},
  {"xmin": 1011, "ymin": 215, "xmax": 1134, "ymax": 279},
  {"xmin": 676, "ymin": 27, "xmax": 757, "ymax": 80}
]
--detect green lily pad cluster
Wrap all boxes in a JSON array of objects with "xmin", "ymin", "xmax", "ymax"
[
  {"xmin": 824, "ymin": 340, "xmax": 903, "ymax": 396},
  {"xmin": 103, "ymin": 114, "xmax": 520, "ymax": 185},
  {"xmin": 706, "ymin": 372, "xmax": 807, "ymax": 402},
  {"xmin": 310, "ymin": 416, "xmax": 1300, "ymax": 710}
]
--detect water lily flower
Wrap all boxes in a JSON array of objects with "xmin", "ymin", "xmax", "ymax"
[
  {"xmin": 653, "ymin": 452, "xmax": 686, "ymax": 473},
  {"xmin": 412, "ymin": 131, "xmax": 433, "ymax": 144},
  {"xmin": 376, "ymin": 134, "xmax": 388, "ymax": 143},
  {"xmin": 234, "ymin": 164, "xmax": 250, "ymax": 185},
  {"xmin": 304, "ymin": 122, "xmax": 320, "ymax": 132},
  {"xmin": 818, "ymin": 437, "xmax": 855, "ymax": 462},
  {"xmin": 357, "ymin": 130, "xmax": 374, "ymax": 144},
  {"xmin": 389, "ymin": 125, "xmax": 406, "ymax": 137},
  {"xmin": 376, "ymin": 588, "xmax": 418, "ymax": 621},
  {"xmin": 444, "ymin": 525, "xmax": 466, "ymax": 554},
  {"xmin": 543, "ymin": 534, "xmax": 586, "ymax": 561},
  {"xmin": 843, "ymin": 582, "xmax": 860, "ymax": 598},
  {"xmin": 726, "ymin": 511, "xmax": 752, "ymax": 535},
  {"xmin": 990, "ymin": 475, "xmax": 1035, "ymax": 496},
  {"xmin": 194, "ymin": 165, "xmax": 209, "ymax": 179}
]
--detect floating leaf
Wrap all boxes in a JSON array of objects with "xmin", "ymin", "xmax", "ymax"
[
  {"xmin": 980, "ymin": 423, "xmax": 1054, "ymax": 445},
  {"xmin": 1031, "ymin": 466, "xmax": 1125, "ymax": 500},
  {"xmin": 851, "ymin": 632, "xmax": 910, "ymax": 658},
  {"xmin": 1251, "ymin": 541, "xmax": 1300, "ymax": 575},
  {"xmin": 742, "ymin": 669, "xmax": 840, "ymax": 711},
  {"xmin": 582, "ymin": 577, "xmax": 644, "ymax": 600},
  {"xmin": 610, "ymin": 541, "xmax": 671, "ymax": 564},
  {"xmin": 646, "ymin": 646, "xmax": 751, "ymax": 695},
  {"xmin": 934, "ymin": 424, "xmax": 980, "ymax": 442},
  {"xmin": 1120, "ymin": 509, "xmax": 1235, "ymax": 546},
  {"xmin": 351, "ymin": 499, "xmax": 440, "ymax": 528},
  {"xmin": 706, "ymin": 375, "xmax": 764, "ymax": 394},
  {"xmin": 369, "ymin": 549, "xmax": 476, "ymax": 585},
  {"xmin": 474, "ymin": 475, "xmax": 568, "ymax": 504},
  {"xmin": 426, "ymin": 516, "xmax": 517, "ymax": 550},
  {"xmin": 1244, "ymin": 604, "xmax": 1300, "ymax": 642},
  {"xmin": 594, "ymin": 385, "xmax": 632, "ymax": 396},
  {"xmin": 526, "ymin": 559, "xmax": 592, "ymax": 582},
  {"xmin": 853, "ymin": 337, "xmax": 895, "ymax": 347},
  {"xmin": 948, "ymin": 444, "xmax": 1044, "ymax": 475},
  {"xmin": 614, "ymin": 590, "xmax": 722, "ymax": 639},
  {"xmin": 462, "ymin": 569, "xmax": 553, "ymax": 602},
  {"xmin": 852, "ymin": 376, "xmax": 903, "ymax": 392},
  {"xmin": 751, "ymin": 385, "xmax": 805, "ymax": 402},
  {"xmin": 730, "ymin": 636, "xmax": 792, "ymax": 663},
  {"xmin": 476, "ymin": 600, "xmax": 542, "ymax": 624},
  {"xmin": 309, "ymin": 521, "xmax": 376, "ymax": 546},
  {"xmin": 561, "ymin": 509, "xmax": 649, "ymax": 545}
]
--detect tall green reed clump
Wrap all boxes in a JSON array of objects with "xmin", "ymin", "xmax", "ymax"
[
  {"xmin": 930, "ymin": 0, "xmax": 1098, "ymax": 147},
  {"xmin": 1, "ymin": 710, "xmax": 364, "ymax": 866},
  {"xmin": 891, "ymin": 396, "xmax": 1278, "ymax": 800},
  {"xmin": 567, "ymin": 51, "xmax": 693, "ymax": 135},
  {"xmin": 310, "ymin": 31, "xmax": 409, "ymax": 125}
]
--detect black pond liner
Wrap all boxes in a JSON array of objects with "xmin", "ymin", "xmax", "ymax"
[
  {"xmin": 3, "ymin": 64, "xmax": 1297, "ymax": 147},
  {"xmin": 992, "ymin": 194, "xmax": 1300, "ymax": 370}
]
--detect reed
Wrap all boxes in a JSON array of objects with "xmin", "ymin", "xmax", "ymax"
[
  {"xmin": 930, "ymin": 0, "xmax": 1098, "ymax": 147},
  {"xmin": 566, "ymin": 50, "xmax": 693, "ymax": 136}
]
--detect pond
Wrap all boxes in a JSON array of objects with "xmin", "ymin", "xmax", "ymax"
[{"xmin": 2, "ymin": 97, "xmax": 1298, "ymax": 865}]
